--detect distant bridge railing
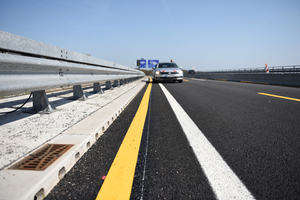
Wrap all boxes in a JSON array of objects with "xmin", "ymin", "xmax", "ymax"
[
  {"xmin": 203, "ymin": 65, "xmax": 300, "ymax": 74},
  {"xmin": 0, "ymin": 31, "xmax": 144, "ymax": 113},
  {"xmin": 185, "ymin": 65, "xmax": 300, "ymax": 86}
]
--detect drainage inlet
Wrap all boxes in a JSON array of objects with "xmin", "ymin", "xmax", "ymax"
[{"xmin": 9, "ymin": 144, "xmax": 73, "ymax": 171}]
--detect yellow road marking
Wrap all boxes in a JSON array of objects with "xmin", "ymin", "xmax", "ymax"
[
  {"xmin": 241, "ymin": 81, "xmax": 269, "ymax": 85},
  {"xmin": 183, "ymin": 79, "xmax": 189, "ymax": 81},
  {"xmin": 258, "ymin": 93, "xmax": 300, "ymax": 102},
  {"xmin": 96, "ymin": 77, "xmax": 152, "ymax": 200}
]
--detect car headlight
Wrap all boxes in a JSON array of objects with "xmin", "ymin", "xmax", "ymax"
[
  {"xmin": 178, "ymin": 71, "xmax": 183, "ymax": 75},
  {"xmin": 155, "ymin": 71, "xmax": 160, "ymax": 75}
]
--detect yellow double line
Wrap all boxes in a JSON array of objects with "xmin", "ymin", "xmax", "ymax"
[{"xmin": 96, "ymin": 77, "xmax": 152, "ymax": 200}]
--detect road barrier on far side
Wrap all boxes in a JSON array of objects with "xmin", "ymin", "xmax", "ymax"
[{"xmin": 185, "ymin": 66, "xmax": 300, "ymax": 86}]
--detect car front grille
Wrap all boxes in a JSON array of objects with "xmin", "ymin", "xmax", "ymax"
[{"xmin": 161, "ymin": 72, "xmax": 178, "ymax": 74}]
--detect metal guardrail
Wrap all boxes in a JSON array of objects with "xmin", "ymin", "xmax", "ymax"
[
  {"xmin": 0, "ymin": 30, "xmax": 144, "ymax": 113},
  {"xmin": 204, "ymin": 65, "xmax": 300, "ymax": 74},
  {"xmin": 185, "ymin": 70, "xmax": 300, "ymax": 86}
]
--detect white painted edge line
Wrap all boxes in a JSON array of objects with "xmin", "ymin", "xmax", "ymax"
[
  {"xmin": 158, "ymin": 83, "xmax": 255, "ymax": 200},
  {"xmin": 188, "ymin": 78, "xmax": 205, "ymax": 81}
]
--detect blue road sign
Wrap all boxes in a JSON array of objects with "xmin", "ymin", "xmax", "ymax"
[
  {"xmin": 148, "ymin": 60, "xmax": 159, "ymax": 68},
  {"xmin": 140, "ymin": 59, "xmax": 147, "ymax": 68}
]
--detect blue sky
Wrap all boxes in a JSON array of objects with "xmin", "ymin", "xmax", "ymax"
[{"xmin": 0, "ymin": 0, "xmax": 299, "ymax": 71}]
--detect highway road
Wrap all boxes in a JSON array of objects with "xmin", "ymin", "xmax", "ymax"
[{"xmin": 45, "ymin": 78, "xmax": 300, "ymax": 200}]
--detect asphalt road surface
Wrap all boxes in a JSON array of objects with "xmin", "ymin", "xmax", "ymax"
[{"xmin": 46, "ymin": 78, "xmax": 300, "ymax": 200}]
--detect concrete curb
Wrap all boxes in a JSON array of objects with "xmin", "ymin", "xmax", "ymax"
[{"xmin": 0, "ymin": 78, "xmax": 147, "ymax": 200}]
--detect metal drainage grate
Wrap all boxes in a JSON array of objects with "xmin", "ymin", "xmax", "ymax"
[{"xmin": 9, "ymin": 144, "xmax": 73, "ymax": 171}]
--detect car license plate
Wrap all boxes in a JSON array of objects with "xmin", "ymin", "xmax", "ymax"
[{"xmin": 165, "ymin": 75, "xmax": 173, "ymax": 77}]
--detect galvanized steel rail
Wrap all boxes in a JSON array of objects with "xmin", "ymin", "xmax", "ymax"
[
  {"xmin": 185, "ymin": 65, "xmax": 300, "ymax": 86},
  {"xmin": 204, "ymin": 65, "xmax": 300, "ymax": 74},
  {"xmin": 0, "ymin": 30, "xmax": 144, "ymax": 113}
]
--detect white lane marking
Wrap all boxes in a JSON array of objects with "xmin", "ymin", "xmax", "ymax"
[
  {"xmin": 159, "ymin": 83, "xmax": 255, "ymax": 200},
  {"xmin": 140, "ymin": 92, "xmax": 151, "ymax": 200},
  {"xmin": 187, "ymin": 78, "xmax": 205, "ymax": 81}
]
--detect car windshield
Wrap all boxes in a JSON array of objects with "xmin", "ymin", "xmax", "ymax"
[{"xmin": 157, "ymin": 63, "xmax": 178, "ymax": 68}]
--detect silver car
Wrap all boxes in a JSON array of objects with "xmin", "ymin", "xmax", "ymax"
[{"xmin": 153, "ymin": 62, "xmax": 183, "ymax": 83}]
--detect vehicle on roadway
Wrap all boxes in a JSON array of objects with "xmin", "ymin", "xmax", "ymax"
[
  {"xmin": 187, "ymin": 69, "xmax": 196, "ymax": 74},
  {"xmin": 152, "ymin": 61, "xmax": 183, "ymax": 83}
]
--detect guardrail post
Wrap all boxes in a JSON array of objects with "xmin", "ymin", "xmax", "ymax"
[
  {"xmin": 106, "ymin": 81, "xmax": 112, "ymax": 89},
  {"xmin": 93, "ymin": 83, "xmax": 103, "ymax": 93},
  {"xmin": 71, "ymin": 85, "xmax": 87, "ymax": 100},
  {"xmin": 26, "ymin": 90, "xmax": 54, "ymax": 114},
  {"xmin": 114, "ymin": 80, "xmax": 119, "ymax": 87}
]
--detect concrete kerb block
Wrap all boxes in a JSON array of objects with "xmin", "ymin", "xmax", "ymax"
[
  {"xmin": 32, "ymin": 90, "xmax": 53, "ymax": 112},
  {"xmin": 23, "ymin": 90, "xmax": 57, "ymax": 114},
  {"xmin": 93, "ymin": 82, "xmax": 103, "ymax": 94},
  {"xmin": 114, "ymin": 80, "xmax": 119, "ymax": 87},
  {"xmin": 105, "ymin": 81, "xmax": 113, "ymax": 90},
  {"xmin": 68, "ymin": 85, "xmax": 87, "ymax": 101}
]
